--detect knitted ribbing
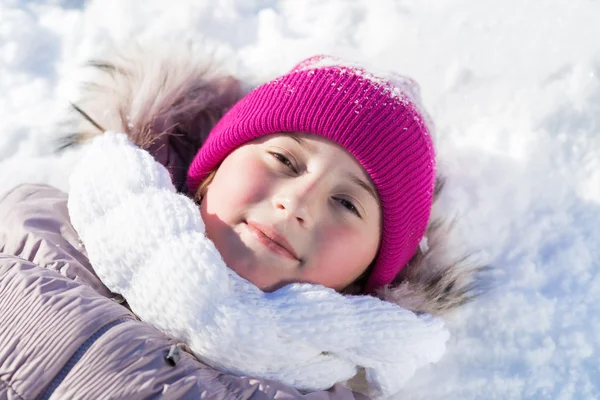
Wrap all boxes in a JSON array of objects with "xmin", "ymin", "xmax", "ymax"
[
  {"xmin": 69, "ymin": 133, "xmax": 448, "ymax": 399},
  {"xmin": 187, "ymin": 56, "xmax": 436, "ymax": 293}
]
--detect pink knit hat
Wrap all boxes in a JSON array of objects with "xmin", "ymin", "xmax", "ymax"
[{"xmin": 187, "ymin": 55, "xmax": 436, "ymax": 293}]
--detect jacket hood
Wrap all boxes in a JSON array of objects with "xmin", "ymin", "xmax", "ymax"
[
  {"xmin": 61, "ymin": 43, "xmax": 244, "ymax": 193},
  {"xmin": 61, "ymin": 44, "xmax": 487, "ymax": 317}
]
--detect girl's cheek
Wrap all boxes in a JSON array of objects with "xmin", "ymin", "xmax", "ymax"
[
  {"xmin": 209, "ymin": 152, "xmax": 273, "ymax": 216},
  {"xmin": 305, "ymin": 227, "xmax": 371, "ymax": 289},
  {"xmin": 230, "ymin": 156, "xmax": 273, "ymax": 203},
  {"xmin": 317, "ymin": 223, "xmax": 374, "ymax": 265}
]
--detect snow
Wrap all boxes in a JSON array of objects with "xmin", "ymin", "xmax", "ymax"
[{"xmin": 1, "ymin": 0, "xmax": 599, "ymax": 398}]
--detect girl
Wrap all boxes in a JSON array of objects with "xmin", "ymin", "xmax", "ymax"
[{"xmin": 0, "ymin": 47, "xmax": 483, "ymax": 399}]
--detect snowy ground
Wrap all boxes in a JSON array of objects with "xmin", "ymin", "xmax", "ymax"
[{"xmin": 1, "ymin": 0, "xmax": 600, "ymax": 398}]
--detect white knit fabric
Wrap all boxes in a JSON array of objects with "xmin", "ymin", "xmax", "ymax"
[{"xmin": 67, "ymin": 132, "xmax": 450, "ymax": 399}]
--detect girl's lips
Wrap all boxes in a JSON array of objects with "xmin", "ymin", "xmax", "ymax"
[{"xmin": 245, "ymin": 221, "xmax": 299, "ymax": 261}]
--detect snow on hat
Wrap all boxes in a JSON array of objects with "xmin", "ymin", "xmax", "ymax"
[{"xmin": 187, "ymin": 55, "xmax": 436, "ymax": 293}]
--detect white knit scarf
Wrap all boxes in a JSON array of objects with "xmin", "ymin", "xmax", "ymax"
[{"xmin": 67, "ymin": 132, "xmax": 449, "ymax": 399}]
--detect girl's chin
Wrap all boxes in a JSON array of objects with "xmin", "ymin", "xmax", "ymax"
[
  {"xmin": 218, "ymin": 224, "xmax": 300, "ymax": 290},
  {"xmin": 225, "ymin": 258, "xmax": 299, "ymax": 292},
  {"xmin": 232, "ymin": 268, "xmax": 280, "ymax": 291}
]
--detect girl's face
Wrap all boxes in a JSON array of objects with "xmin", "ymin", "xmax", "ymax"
[{"xmin": 200, "ymin": 133, "xmax": 381, "ymax": 292}]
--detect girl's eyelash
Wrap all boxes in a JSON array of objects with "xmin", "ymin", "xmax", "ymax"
[
  {"xmin": 269, "ymin": 151, "xmax": 362, "ymax": 218},
  {"xmin": 270, "ymin": 151, "xmax": 297, "ymax": 173},
  {"xmin": 334, "ymin": 197, "xmax": 361, "ymax": 218}
]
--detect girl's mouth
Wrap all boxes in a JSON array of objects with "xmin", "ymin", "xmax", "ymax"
[{"xmin": 245, "ymin": 221, "xmax": 299, "ymax": 261}]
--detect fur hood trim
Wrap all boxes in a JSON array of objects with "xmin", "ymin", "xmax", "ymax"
[
  {"xmin": 378, "ymin": 206, "xmax": 489, "ymax": 316},
  {"xmin": 61, "ymin": 43, "xmax": 243, "ymax": 192},
  {"xmin": 62, "ymin": 45, "xmax": 487, "ymax": 317}
]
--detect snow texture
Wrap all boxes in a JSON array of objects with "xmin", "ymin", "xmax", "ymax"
[{"xmin": 1, "ymin": 0, "xmax": 599, "ymax": 398}]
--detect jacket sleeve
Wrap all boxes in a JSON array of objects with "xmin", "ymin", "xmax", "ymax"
[{"xmin": 0, "ymin": 183, "xmax": 114, "ymax": 297}]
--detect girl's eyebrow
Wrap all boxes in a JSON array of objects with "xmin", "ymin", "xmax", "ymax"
[
  {"xmin": 346, "ymin": 172, "xmax": 378, "ymax": 203},
  {"xmin": 289, "ymin": 134, "xmax": 319, "ymax": 154}
]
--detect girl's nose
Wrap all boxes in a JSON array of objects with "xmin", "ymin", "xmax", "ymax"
[
  {"xmin": 271, "ymin": 182, "xmax": 318, "ymax": 227},
  {"xmin": 272, "ymin": 196, "xmax": 311, "ymax": 226}
]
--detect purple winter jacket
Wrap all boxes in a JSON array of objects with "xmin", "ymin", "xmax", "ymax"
[{"xmin": 0, "ymin": 184, "xmax": 367, "ymax": 399}]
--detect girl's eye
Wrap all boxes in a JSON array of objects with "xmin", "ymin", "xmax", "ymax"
[
  {"xmin": 270, "ymin": 152, "xmax": 297, "ymax": 173},
  {"xmin": 335, "ymin": 197, "xmax": 361, "ymax": 218}
]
